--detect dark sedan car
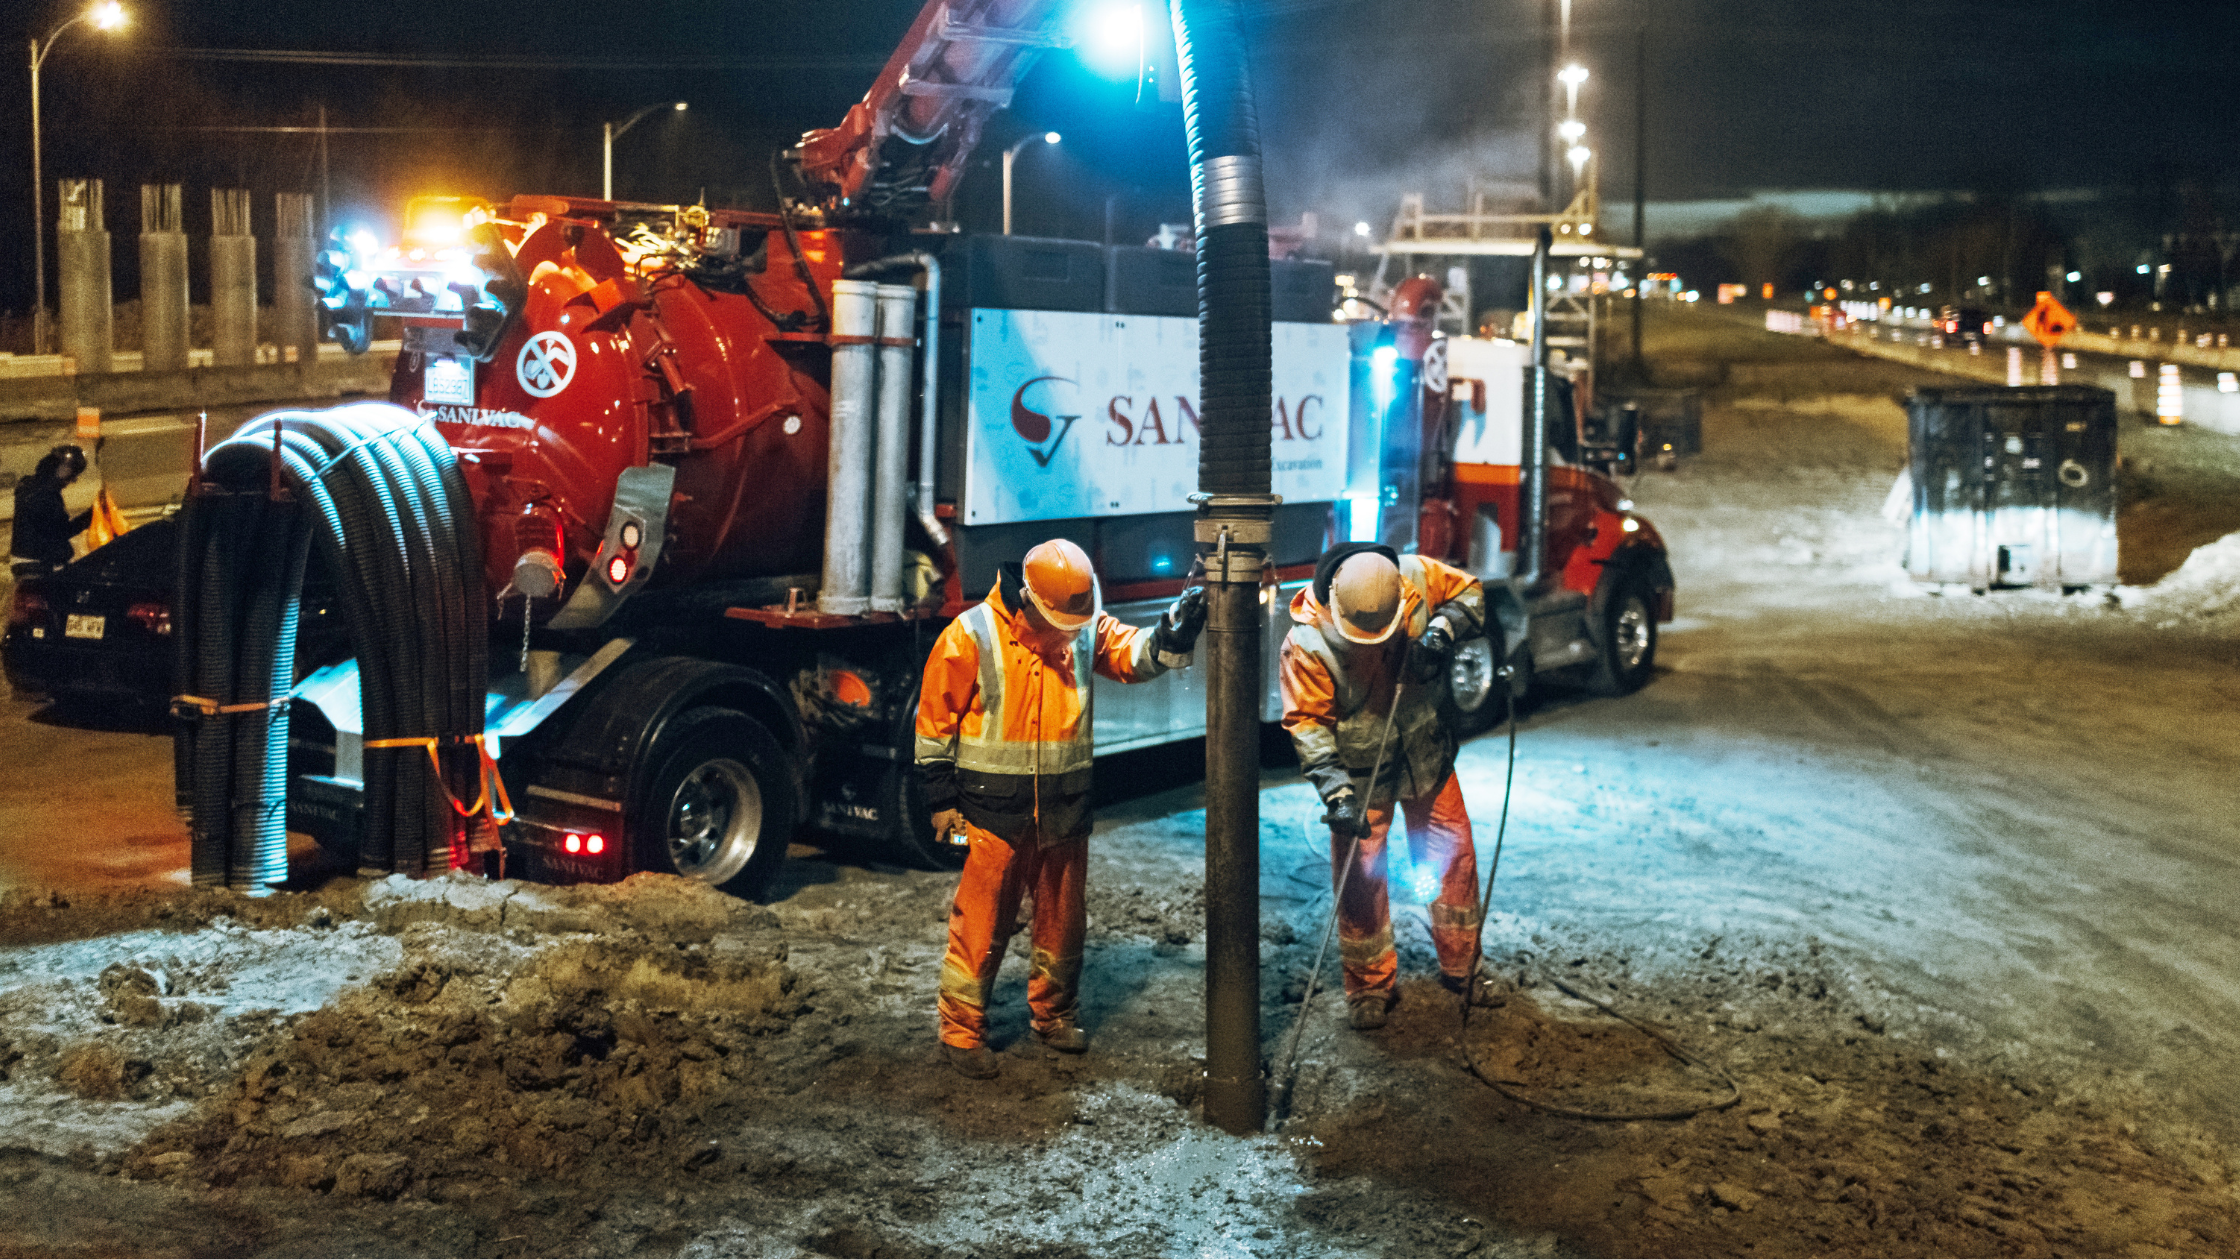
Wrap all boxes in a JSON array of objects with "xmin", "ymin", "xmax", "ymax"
[
  {"xmin": 7, "ymin": 515, "xmax": 350, "ymax": 718},
  {"xmin": 5, "ymin": 516, "xmax": 180, "ymax": 713}
]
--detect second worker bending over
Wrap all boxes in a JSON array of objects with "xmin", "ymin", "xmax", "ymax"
[{"xmin": 1280, "ymin": 543, "xmax": 1490, "ymax": 1030}]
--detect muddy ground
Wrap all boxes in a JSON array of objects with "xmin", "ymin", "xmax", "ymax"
[{"xmin": 2, "ymin": 307, "xmax": 2237, "ymax": 1257}]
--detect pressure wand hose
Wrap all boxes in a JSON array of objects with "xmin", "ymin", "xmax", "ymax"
[
  {"xmin": 1449, "ymin": 672, "xmax": 1743, "ymax": 1121},
  {"xmin": 1455, "ymin": 673, "xmax": 1519, "ymax": 1021}
]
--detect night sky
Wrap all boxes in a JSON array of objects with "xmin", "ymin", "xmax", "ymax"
[{"xmin": 4, "ymin": 0, "xmax": 2236, "ymax": 314}]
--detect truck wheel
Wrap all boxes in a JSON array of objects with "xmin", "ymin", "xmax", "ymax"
[
  {"xmin": 1589, "ymin": 572, "xmax": 1658, "ymax": 696},
  {"xmin": 883, "ymin": 700, "xmax": 968, "ymax": 873},
  {"xmin": 634, "ymin": 706, "xmax": 793, "ymax": 898},
  {"xmin": 1449, "ymin": 635, "xmax": 1507, "ymax": 738}
]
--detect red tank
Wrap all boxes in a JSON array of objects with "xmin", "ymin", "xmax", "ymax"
[{"xmin": 386, "ymin": 197, "xmax": 850, "ymax": 615}]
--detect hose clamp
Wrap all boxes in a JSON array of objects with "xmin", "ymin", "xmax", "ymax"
[{"xmin": 1196, "ymin": 155, "xmax": 1266, "ymax": 229}]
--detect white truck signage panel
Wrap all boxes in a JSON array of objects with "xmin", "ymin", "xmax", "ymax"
[
  {"xmin": 1445, "ymin": 335, "xmax": 1528, "ymax": 467},
  {"xmin": 963, "ymin": 309, "xmax": 1349, "ymax": 525}
]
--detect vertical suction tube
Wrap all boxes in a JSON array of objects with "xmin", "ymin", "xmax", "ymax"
[
  {"xmin": 870, "ymin": 283, "xmax": 919, "ymax": 612},
  {"xmin": 844, "ymin": 253, "xmax": 947, "ymax": 551},
  {"xmin": 1521, "ymin": 227, "xmax": 1551, "ymax": 588},
  {"xmin": 821, "ymin": 280, "xmax": 880, "ymax": 614},
  {"xmin": 1173, "ymin": 0, "xmax": 1273, "ymax": 1137}
]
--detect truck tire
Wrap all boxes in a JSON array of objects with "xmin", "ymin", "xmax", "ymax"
[
  {"xmin": 1449, "ymin": 634, "xmax": 1507, "ymax": 738},
  {"xmin": 634, "ymin": 706, "xmax": 794, "ymax": 898},
  {"xmin": 1588, "ymin": 570, "xmax": 1658, "ymax": 696},
  {"xmin": 883, "ymin": 699, "xmax": 969, "ymax": 873}
]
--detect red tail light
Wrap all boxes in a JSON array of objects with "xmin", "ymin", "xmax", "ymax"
[
  {"xmin": 585, "ymin": 834, "xmax": 605, "ymax": 855},
  {"xmin": 564, "ymin": 833, "xmax": 582, "ymax": 853},
  {"xmin": 5, "ymin": 590, "xmax": 47, "ymax": 626},
  {"xmin": 127, "ymin": 601, "xmax": 172, "ymax": 635},
  {"xmin": 605, "ymin": 554, "xmax": 631, "ymax": 586}
]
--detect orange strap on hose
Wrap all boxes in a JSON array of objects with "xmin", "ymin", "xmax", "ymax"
[
  {"xmin": 362, "ymin": 733, "xmax": 511, "ymax": 823},
  {"xmin": 172, "ymin": 694, "xmax": 290, "ymax": 717}
]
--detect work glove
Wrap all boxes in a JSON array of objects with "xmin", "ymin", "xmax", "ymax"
[
  {"xmin": 1409, "ymin": 615, "xmax": 1458, "ymax": 683},
  {"xmin": 1323, "ymin": 787, "xmax": 1371, "ymax": 840},
  {"xmin": 1154, "ymin": 585, "xmax": 1209, "ymax": 657}
]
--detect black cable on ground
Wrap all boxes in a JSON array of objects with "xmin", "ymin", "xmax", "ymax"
[
  {"xmin": 1453, "ymin": 675, "xmax": 1742, "ymax": 1122},
  {"xmin": 1460, "ymin": 970, "xmax": 1743, "ymax": 1122}
]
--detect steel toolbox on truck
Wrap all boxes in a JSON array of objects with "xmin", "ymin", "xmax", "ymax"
[{"xmin": 1904, "ymin": 385, "xmax": 2118, "ymax": 590}]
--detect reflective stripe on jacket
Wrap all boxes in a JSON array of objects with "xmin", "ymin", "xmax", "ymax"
[
  {"xmin": 1279, "ymin": 553, "xmax": 1485, "ymax": 808},
  {"xmin": 915, "ymin": 569, "xmax": 1172, "ymax": 843}
]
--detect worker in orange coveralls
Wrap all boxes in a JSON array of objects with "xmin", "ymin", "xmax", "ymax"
[
  {"xmin": 915, "ymin": 539, "xmax": 1206, "ymax": 1079},
  {"xmin": 1280, "ymin": 543, "xmax": 1490, "ymax": 1030}
]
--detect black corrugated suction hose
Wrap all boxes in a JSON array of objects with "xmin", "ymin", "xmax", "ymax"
[
  {"xmin": 178, "ymin": 404, "xmax": 486, "ymax": 892},
  {"xmin": 1172, "ymin": 0, "xmax": 1272, "ymax": 499}
]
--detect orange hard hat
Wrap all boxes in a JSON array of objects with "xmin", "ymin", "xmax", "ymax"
[
  {"xmin": 1330, "ymin": 552, "xmax": 1403, "ymax": 644},
  {"xmin": 1022, "ymin": 538, "xmax": 1096, "ymax": 632}
]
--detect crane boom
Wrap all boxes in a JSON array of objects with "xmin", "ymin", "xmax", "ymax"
[{"xmin": 793, "ymin": 0, "xmax": 1068, "ymax": 216}]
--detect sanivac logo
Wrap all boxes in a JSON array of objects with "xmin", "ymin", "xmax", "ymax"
[{"xmin": 1011, "ymin": 375, "xmax": 1079, "ymax": 468}]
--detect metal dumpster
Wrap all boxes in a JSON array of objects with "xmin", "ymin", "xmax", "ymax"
[
  {"xmin": 1601, "ymin": 387, "xmax": 1702, "ymax": 460},
  {"xmin": 1904, "ymin": 385, "xmax": 2117, "ymax": 590}
]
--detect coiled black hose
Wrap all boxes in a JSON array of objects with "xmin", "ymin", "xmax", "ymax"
[{"xmin": 178, "ymin": 403, "xmax": 486, "ymax": 891}]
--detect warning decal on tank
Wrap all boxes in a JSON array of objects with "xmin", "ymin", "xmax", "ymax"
[
  {"xmin": 963, "ymin": 310, "xmax": 1349, "ymax": 525},
  {"xmin": 516, "ymin": 330, "xmax": 577, "ymax": 398}
]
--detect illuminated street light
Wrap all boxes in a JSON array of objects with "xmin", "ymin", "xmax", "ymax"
[
  {"xmin": 1080, "ymin": 2, "xmax": 1144, "ymax": 79},
  {"xmin": 1566, "ymin": 144, "xmax": 1593, "ymax": 175},
  {"xmin": 27, "ymin": 1, "xmax": 129, "ymax": 355},
  {"xmin": 1558, "ymin": 119, "xmax": 1586, "ymax": 142},
  {"xmin": 603, "ymin": 101, "xmax": 687, "ymax": 201},
  {"xmin": 1001, "ymin": 131, "xmax": 1061, "ymax": 235},
  {"xmin": 1558, "ymin": 62, "xmax": 1588, "ymax": 112},
  {"xmin": 1354, "ymin": 221, "xmax": 1371, "ymax": 237}
]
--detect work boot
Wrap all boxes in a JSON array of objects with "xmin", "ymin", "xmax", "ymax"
[
  {"xmin": 1441, "ymin": 972, "xmax": 1502, "ymax": 1007},
  {"xmin": 1348, "ymin": 992, "xmax": 1395, "ymax": 1031},
  {"xmin": 944, "ymin": 1043, "xmax": 1000, "ymax": 1079},
  {"xmin": 1033, "ymin": 1020, "xmax": 1090, "ymax": 1054}
]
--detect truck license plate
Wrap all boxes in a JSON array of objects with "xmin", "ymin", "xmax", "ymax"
[{"xmin": 65, "ymin": 613, "xmax": 105, "ymax": 640}]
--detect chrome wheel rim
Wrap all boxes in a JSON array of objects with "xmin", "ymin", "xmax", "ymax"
[
  {"xmin": 1614, "ymin": 597, "xmax": 1652, "ymax": 673},
  {"xmin": 666, "ymin": 757, "xmax": 762, "ymax": 885},
  {"xmin": 1449, "ymin": 637, "xmax": 1496, "ymax": 712}
]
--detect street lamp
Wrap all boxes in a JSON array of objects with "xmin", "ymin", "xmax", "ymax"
[
  {"xmin": 1001, "ymin": 131, "xmax": 1060, "ymax": 235},
  {"xmin": 1558, "ymin": 62, "xmax": 1588, "ymax": 113},
  {"xmin": 602, "ymin": 100, "xmax": 686, "ymax": 201},
  {"xmin": 28, "ymin": 1, "xmax": 128, "ymax": 355}
]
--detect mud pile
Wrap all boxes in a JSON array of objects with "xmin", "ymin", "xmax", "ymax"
[{"xmin": 115, "ymin": 877, "xmax": 804, "ymax": 1201}]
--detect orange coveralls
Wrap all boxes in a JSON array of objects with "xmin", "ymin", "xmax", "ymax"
[
  {"xmin": 1280, "ymin": 553, "xmax": 1486, "ymax": 999},
  {"xmin": 915, "ymin": 570, "xmax": 1175, "ymax": 1049}
]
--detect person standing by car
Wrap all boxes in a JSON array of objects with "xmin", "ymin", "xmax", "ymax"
[
  {"xmin": 9, "ymin": 445, "xmax": 91, "ymax": 578},
  {"xmin": 915, "ymin": 538, "xmax": 1206, "ymax": 1079},
  {"xmin": 1279, "ymin": 543, "xmax": 1490, "ymax": 1030}
]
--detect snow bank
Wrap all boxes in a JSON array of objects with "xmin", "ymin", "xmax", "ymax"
[{"xmin": 2121, "ymin": 530, "xmax": 2240, "ymax": 627}]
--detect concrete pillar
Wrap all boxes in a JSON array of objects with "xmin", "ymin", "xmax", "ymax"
[
  {"xmin": 56, "ymin": 179, "xmax": 113, "ymax": 375},
  {"xmin": 139, "ymin": 184, "xmax": 189, "ymax": 373},
  {"xmin": 271, "ymin": 193, "xmax": 319, "ymax": 363},
  {"xmin": 210, "ymin": 188, "xmax": 258, "ymax": 368}
]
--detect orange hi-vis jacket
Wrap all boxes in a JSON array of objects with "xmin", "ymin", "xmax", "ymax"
[
  {"xmin": 915, "ymin": 565, "xmax": 1180, "ymax": 844},
  {"xmin": 1280, "ymin": 552, "xmax": 1486, "ymax": 808}
]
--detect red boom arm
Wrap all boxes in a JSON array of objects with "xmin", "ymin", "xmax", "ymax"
[{"xmin": 794, "ymin": 0, "xmax": 1067, "ymax": 214}]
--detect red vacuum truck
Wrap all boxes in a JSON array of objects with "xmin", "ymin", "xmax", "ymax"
[{"xmin": 173, "ymin": 0, "xmax": 1673, "ymax": 897}]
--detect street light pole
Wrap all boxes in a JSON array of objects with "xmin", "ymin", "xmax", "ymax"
[
  {"xmin": 602, "ymin": 100, "xmax": 686, "ymax": 201},
  {"xmin": 27, "ymin": 3, "xmax": 127, "ymax": 356},
  {"xmin": 1001, "ymin": 131, "xmax": 1059, "ymax": 235}
]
